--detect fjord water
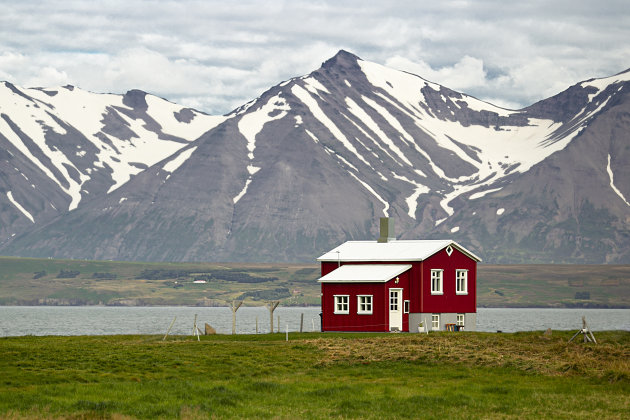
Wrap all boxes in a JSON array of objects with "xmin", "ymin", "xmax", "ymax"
[{"xmin": 1, "ymin": 307, "xmax": 629, "ymax": 337}]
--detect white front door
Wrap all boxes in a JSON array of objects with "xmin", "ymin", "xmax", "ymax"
[{"xmin": 389, "ymin": 288, "xmax": 403, "ymax": 331}]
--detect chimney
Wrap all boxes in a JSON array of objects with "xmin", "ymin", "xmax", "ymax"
[{"xmin": 377, "ymin": 217, "xmax": 395, "ymax": 243}]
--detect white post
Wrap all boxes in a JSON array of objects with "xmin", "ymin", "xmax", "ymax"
[
  {"xmin": 163, "ymin": 316, "xmax": 176, "ymax": 341},
  {"xmin": 193, "ymin": 314, "xmax": 200, "ymax": 341},
  {"xmin": 256, "ymin": 316, "xmax": 258, "ymax": 334},
  {"xmin": 286, "ymin": 324, "xmax": 288, "ymax": 341},
  {"xmin": 312, "ymin": 318, "xmax": 315, "ymax": 332}
]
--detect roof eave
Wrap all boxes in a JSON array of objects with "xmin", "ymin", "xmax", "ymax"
[
  {"xmin": 317, "ymin": 258, "xmax": 424, "ymax": 263},
  {"xmin": 317, "ymin": 279, "xmax": 391, "ymax": 283}
]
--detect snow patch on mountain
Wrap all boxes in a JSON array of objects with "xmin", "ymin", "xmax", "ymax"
[
  {"xmin": 392, "ymin": 172, "xmax": 430, "ymax": 219},
  {"xmin": 292, "ymin": 84, "xmax": 371, "ymax": 167},
  {"xmin": 6, "ymin": 191, "xmax": 34, "ymax": 223},
  {"xmin": 349, "ymin": 171, "xmax": 389, "ymax": 217},
  {"xmin": 303, "ymin": 77, "xmax": 330, "ymax": 95},
  {"xmin": 145, "ymin": 95, "xmax": 225, "ymax": 139},
  {"xmin": 163, "ymin": 146, "xmax": 198, "ymax": 173},
  {"xmin": 581, "ymin": 70, "xmax": 630, "ymax": 94},
  {"xmin": 607, "ymin": 154, "xmax": 630, "ymax": 206},
  {"xmin": 345, "ymin": 96, "xmax": 411, "ymax": 166},
  {"xmin": 234, "ymin": 94, "xmax": 290, "ymax": 204},
  {"xmin": 238, "ymin": 93, "xmax": 290, "ymax": 160},
  {"xmin": 233, "ymin": 179, "xmax": 252, "ymax": 204},
  {"xmin": 469, "ymin": 187, "xmax": 502, "ymax": 200}
]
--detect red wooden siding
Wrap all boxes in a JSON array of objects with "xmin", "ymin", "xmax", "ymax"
[
  {"xmin": 321, "ymin": 269, "xmax": 411, "ymax": 332},
  {"xmin": 420, "ymin": 247, "xmax": 476, "ymax": 314}
]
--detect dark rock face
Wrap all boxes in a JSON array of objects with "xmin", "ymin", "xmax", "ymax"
[{"xmin": 1, "ymin": 51, "xmax": 629, "ymax": 263}]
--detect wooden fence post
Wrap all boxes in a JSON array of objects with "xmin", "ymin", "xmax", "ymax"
[
  {"xmin": 266, "ymin": 301, "xmax": 279, "ymax": 334},
  {"xmin": 230, "ymin": 300, "xmax": 243, "ymax": 335},
  {"xmin": 163, "ymin": 316, "xmax": 176, "ymax": 341}
]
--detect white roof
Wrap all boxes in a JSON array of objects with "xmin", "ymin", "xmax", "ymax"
[
  {"xmin": 317, "ymin": 240, "xmax": 481, "ymax": 262},
  {"xmin": 317, "ymin": 264, "xmax": 412, "ymax": 283}
]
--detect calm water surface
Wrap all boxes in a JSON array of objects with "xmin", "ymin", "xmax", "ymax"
[{"xmin": 0, "ymin": 306, "xmax": 628, "ymax": 337}]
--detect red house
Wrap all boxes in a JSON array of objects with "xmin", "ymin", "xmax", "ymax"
[{"xmin": 317, "ymin": 218, "xmax": 481, "ymax": 332}]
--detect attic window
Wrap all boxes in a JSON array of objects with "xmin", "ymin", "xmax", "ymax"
[{"xmin": 446, "ymin": 246, "xmax": 453, "ymax": 256}]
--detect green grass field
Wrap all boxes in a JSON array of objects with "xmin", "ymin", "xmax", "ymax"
[
  {"xmin": 0, "ymin": 256, "xmax": 628, "ymax": 308},
  {"xmin": 0, "ymin": 331, "xmax": 628, "ymax": 419}
]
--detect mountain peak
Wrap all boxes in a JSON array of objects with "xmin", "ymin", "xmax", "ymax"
[
  {"xmin": 122, "ymin": 89, "xmax": 148, "ymax": 110},
  {"xmin": 321, "ymin": 50, "xmax": 361, "ymax": 70}
]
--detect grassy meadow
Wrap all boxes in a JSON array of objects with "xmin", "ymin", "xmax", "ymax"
[
  {"xmin": 0, "ymin": 256, "xmax": 628, "ymax": 307},
  {"xmin": 0, "ymin": 331, "xmax": 628, "ymax": 419}
]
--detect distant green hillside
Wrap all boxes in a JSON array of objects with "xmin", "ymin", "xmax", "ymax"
[{"xmin": 0, "ymin": 257, "xmax": 628, "ymax": 307}]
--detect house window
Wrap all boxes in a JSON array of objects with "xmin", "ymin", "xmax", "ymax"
[
  {"xmin": 357, "ymin": 295, "xmax": 373, "ymax": 314},
  {"xmin": 457, "ymin": 314, "xmax": 465, "ymax": 327},
  {"xmin": 431, "ymin": 269, "xmax": 443, "ymax": 294},
  {"xmin": 456, "ymin": 270, "xmax": 468, "ymax": 295},
  {"xmin": 389, "ymin": 290, "xmax": 398, "ymax": 311},
  {"xmin": 334, "ymin": 295, "xmax": 349, "ymax": 314},
  {"xmin": 403, "ymin": 300, "xmax": 410, "ymax": 314},
  {"xmin": 432, "ymin": 314, "xmax": 440, "ymax": 330}
]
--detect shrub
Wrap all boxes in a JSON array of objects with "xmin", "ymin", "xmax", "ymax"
[{"xmin": 57, "ymin": 270, "xmax": 80, "ymax": 278}]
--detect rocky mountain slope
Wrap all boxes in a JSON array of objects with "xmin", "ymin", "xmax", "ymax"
[
  {"xmin": 0, "ymin": 83, "xmax": 224, "ymax": 244},
  {"xmin": 1, "ymin": 51, "xmax": 629, "ymax": 263}
]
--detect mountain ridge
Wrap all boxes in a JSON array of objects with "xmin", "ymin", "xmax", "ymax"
[{"xmin": 1, "ymin": 50, "xmax": 629, "ymax": 263}]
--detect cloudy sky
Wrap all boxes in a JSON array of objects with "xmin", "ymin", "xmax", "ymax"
[{"xmin": 1, "ymin": 0, "xmax": 629, "ymax": 114}]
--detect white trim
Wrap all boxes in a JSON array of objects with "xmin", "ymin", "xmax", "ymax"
[
  {"xmin": 456, "ymin": 269, "xmax": 468, "ymax": 295},
  {"xmin": 333, "ymin": 295, "xmax": 349, "ymax": 314},
  {"xmin": 456, "ymin": 314, "xmax": 465, "ymax": 327},
  {"xmin": 317, "ymin": 240, "xmax": 482, "ymax": 263},
  {"xmin": 357, "ymin": 295, "xmax": 373, "ymax": 315},
  {"xmin": 431, "ymin": 314, "xmax": 440, "ymax": 330},
  {"xmin": 318, "ymin": 264, "xmax": 412, "ymax": 283},
  {"xmin": 389, "ymin": 288, "xmax": 403, "ymax": 330},
  {"xmin": 403, "ymin": 300, "xmax": 410, "ymax": 314},
  {"xmin": 430, "ymin": 269, "xmax": 443, "ymax": 295}
]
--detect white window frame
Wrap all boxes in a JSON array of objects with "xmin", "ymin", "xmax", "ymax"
[
  {"xmin": 456, "ymin": 314, "xmax": 465, "ymax": 327},
  {"xmin": 403, "ymin": 300, "xmax": 410, "ymax": 314},
  {"xmin": 334, "ymin": 295, "xmax": 349, "ymax": 314},
  {"xmin": 389, "ymin": 289, "xmax": 399, "ymax": 311},
  {"xmin": 431, "ymin": 269, "xmax": 443, "ymax": 295},
  {"xmin": 357, "ymin": 295, "xmax": 373, "ymax": 315},
  {"xmin": 431, "ymin": 314, "xmax": 440, "ymax": 330},
  {"xmin": 456, "ymin": 269, "xmax": 468, "ymax": 295}
]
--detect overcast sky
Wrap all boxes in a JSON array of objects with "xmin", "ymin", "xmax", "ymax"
[{"xmin": 1, "ymin": 0, "xmax": 629, "ymax": 114}]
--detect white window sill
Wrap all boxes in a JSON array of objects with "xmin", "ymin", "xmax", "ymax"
[
  {"xmin": 456, "ymin": 292, "xmax": 468, "ymax": 295},
  {"xmin": 430, "ymin": 292, "xmax": 443, "ymax": 295}
]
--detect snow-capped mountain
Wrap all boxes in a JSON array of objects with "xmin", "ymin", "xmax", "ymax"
[
  {"xmin": 0, "ymin": 82, "xmax": 224, "ymax": 242},
  {"xmin": 2, "ymin": 51, "xmax": 629, "ymax": 263}
]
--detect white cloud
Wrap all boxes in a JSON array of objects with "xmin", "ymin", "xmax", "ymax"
[
  {"xmin": 0, "ymin": 0, "xmax": 628, "ymax": 114},
  {"xmin": 386, "ymin": 55, "xmax": 488, "ymax": 91}
]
